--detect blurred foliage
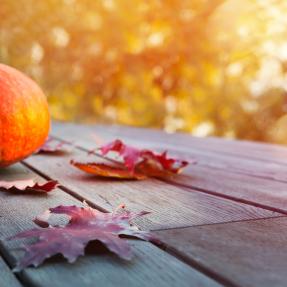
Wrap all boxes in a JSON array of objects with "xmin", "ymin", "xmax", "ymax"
[{"xmin": 1, "ymin": 0, "xmax": 287, "ymax": 144}]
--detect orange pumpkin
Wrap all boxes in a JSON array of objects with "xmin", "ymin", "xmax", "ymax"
[{"xmin": 0, "ymin": 64, "xmax": 50, "ymax": 167}]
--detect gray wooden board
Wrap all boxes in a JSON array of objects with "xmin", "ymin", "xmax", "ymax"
[
  {"xmin": 51, "ymin": 122, "xmax": 287, "ymax": 182},
  {"xmin": 92, "ymin": 123, "xmax": 287, "ymax": 165},
  {"xmin": 170, "ymin": 165, "xmax": 287, "ymax": 212},
  {"xmin": 51, "ymin": 122, "xmax": 287, "ymax": 212},
  {"xmin": 92, "ymin": 132, "xmax": 287, "ymax": 183},
  {"xmin": 52, "ymin": 121, "xmax": 287, "ymax": 167},
  {"xmin": 24, "ymin": 139, "xmax": 279, "ymax": 231},
  {"xmin": 0, "ymin": 164, "xmax": 221, "ymax": 287},
  {"xmin": 155, "ymin": 217, "xmax": 287, "ymax": 287},
  {"xmin": 0, "ymin": 256, "xmax": 22, "ymax": 287}
]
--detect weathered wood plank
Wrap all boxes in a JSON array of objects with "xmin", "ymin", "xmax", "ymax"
[
  {"xmin": 0, "ymin": 256, "xmax": 22, "ymax": 287},
  {"xmin": 93, "ymin": 123, "xmax": 287, "ymax": 165},
  {"xmin": 52, "ymin": 122, "xmax": 287, "ymax": 182},
  {"xmin": 51, "ymin": 122, "xmax": 287, "ymax": 213},
  {"xmin": 170, "ymin": 166, "xmax": 287, "ymax": 213},
  {"xmin": 155, "ymin": 217, "xmax": 287, "ymax": 287},
  {"xmin": 24, "ymin": 139, "xmax": 279, "ymax": 231},
  {"xmin": 0, "ymin": 164, "xmax": 220, "ymax": 287},
  {"xmin": 52, "ymin": 121, "xmax": 287, "ymax": 165}
]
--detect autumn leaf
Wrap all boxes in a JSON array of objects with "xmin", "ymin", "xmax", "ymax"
[
  {"xmin": 100, "ymin": 139, "xmax": 142, "ymax": 171},
  {"xmin": 36, "ymin": 137, "xmax": 73, "ymax": 154},
  {"xmin": 101, "ymin": 139, "xmax": 189, "ymax": 173},
  {"xmin": 74, "ymin": 139, "xmax": 189, "ymax": 179},
  {"xmin": 70, "ymin": 160, "xmax": 147, "ymax": 180},
  {"xmin": 10, "ymin": 204, "xmax": 154, "ymax": 271},
  {"xmin": 0, "ymin": 179, "xmax": 58, "ymax": 193}
]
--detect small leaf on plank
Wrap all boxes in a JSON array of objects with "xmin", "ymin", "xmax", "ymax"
[
  {"xmin": 9, "ymin": 204, "xmax": 155, "ymax": 271},
  {"xmin": 0, "ymin": 179, "xmax": 58, "ymax": 193},
  {"xmin": 70, "ymin": 160, "xmax": 147, "ymax": 180},
  {"xmin": 36, "ymin": 137, "xmax": 73, "ymax": 154},
  {"xmin": 73, "ymin": 139, "xmax": 189, "ymax": 179}
]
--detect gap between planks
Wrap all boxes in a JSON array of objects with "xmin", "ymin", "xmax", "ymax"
[
  {"xmin": 0, "ymin": 252, "xmax": 23, "ymax": 287},
  {"xmin": 155, "ymin": 216, "xmax": 287, "ymax": 287},
  {"xmin": 151, "ymin": 215, "xmax": 287, "ymax": 232},
  {"xmin": 21, "ymin": 160, "xmax": 108, "ymax": 214},
  {"xmin": 162, "ymin": 179, "xmax": 287, "ymax": 216},
  {"xmin": 0, "ymin": 241, "xmax": 34, "ymax": 287}
]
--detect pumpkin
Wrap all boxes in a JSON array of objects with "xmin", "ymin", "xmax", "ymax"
[{"xmin": 0, "ymin": 64, "xmax": 50, "ymax": 167}]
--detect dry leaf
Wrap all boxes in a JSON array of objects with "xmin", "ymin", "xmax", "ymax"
[
  {"xmin": 0, "ymin": 179, "xmax": 58, "ymax": 193},
  {"xmin": 74, "ymin": 139, "xmax": 189, "ymax": 179},
  {"xmin": 70, "ymin": 160, "xmax": 146, "ymax": 180},
  {"xmin": 10, "ymin": 204, "xmax": 154, "ymax": 271},
  {"xmin": 36, "ymin": 137, "xmax": 73, "ymax": 154}
]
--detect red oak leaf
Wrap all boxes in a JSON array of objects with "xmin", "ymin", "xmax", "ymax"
[
  {"xmin": 0, "ymin": 179, "xmax": 58, "ymax": 193},
  {"xmin": 10, "ymin": 204, "xmax": 154, "ymax": 271},
  {"xmin": 75, "ymin": 139, "xmax": 189, "ymax": 179},
  {"xmin": 36, "ymin": 137, "xmax": 73, "ymax": 154}
]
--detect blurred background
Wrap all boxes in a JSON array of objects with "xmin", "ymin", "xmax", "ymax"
[{"xmin": 1, "ymin": 0, "xmax": 287, "ymax": 144}]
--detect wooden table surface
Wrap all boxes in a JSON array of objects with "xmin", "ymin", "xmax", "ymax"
[{"xmin": 2, "ymin": 122, "xmax": 287, "ymax": 287}]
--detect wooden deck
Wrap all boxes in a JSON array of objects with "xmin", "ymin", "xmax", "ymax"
[{"xmin": 2, "ymin": 122, "xmax": 287, "ymax": 287}]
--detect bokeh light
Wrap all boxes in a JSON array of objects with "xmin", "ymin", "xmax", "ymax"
[{"xmin": 1, "ymin": 0, "xmax": 287, "ymax": 144}]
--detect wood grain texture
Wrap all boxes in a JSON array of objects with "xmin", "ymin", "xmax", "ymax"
[
  {"xmin": 0, "ymin": 163, "xmax": 220, "ymax": 287},
  {"xmin": 155, "ymin": 217, "xmax": 287, "ymax": 287},
  {"xmin": 0, "ymin": 256, "xmax": 22, "ymax": 287},
  {"xmin": 24, "ymin": 138, "xmax": 279, "ymax": 231},
  {"xmin": 51, "ymin": 122, "xmax": 287, "ymax": 212},
  {"xmin": 51, "ymin": 122, "xmax": 287, "ymax": 182},
  {"xmin": 170, "ymin": 166, "xmax": 287, "ymax": 212},
  {"xmin": 52, "ymin": 121, "xmax": 287, "ymax": 165},
  {"xmin": 93, "ymin": 123, "xmax": 287, "ymax": 165}
]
